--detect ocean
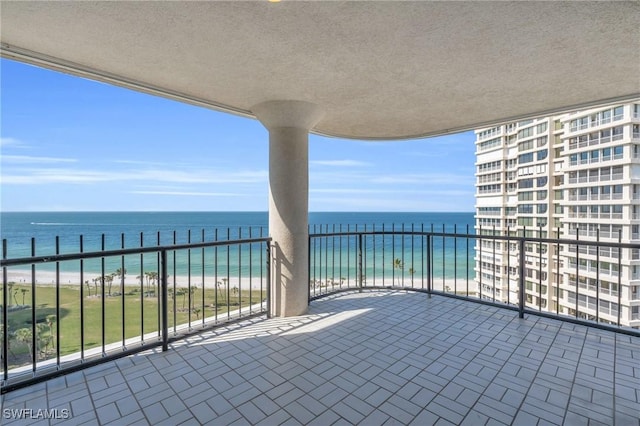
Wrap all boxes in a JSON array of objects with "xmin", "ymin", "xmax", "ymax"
[{"xmin": 0, "ymin": 212, "xmax": 476, "ymax": 280}]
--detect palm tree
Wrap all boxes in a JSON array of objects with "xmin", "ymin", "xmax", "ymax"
[
  {"xmin": 20, "ymin": 288, "xmax": 29, "ymax": 305},
  {"xmin": 408, "ymin": 267, "xmax": 416, "ymax": 285},
  {"xmin": 144, "ymin": 272, "xmax": 151, "ymax": 293},
  {"xmin": 216, "ymin": 281, "xmax": 224, "ymax": 305},
  {"xmin": 177, "ymin": 287, "xmax": 188, "ymax": 310},
  {"xmin": 85, "ymin": 280, "xmax": 92, "ymax": 297},
  {"xmin": 92, "ymin": 277, "xmax": 101, "ymax": 296},
  {"xmin": 145, "ymin": 271, "xmax": 158, "ymax": 296},
  {"xmin": 221, "ymin": 278, "xmax": 229, "ymax": 304},
  {"xmin": 115, "ymin": 268, "xmax": 127, "ymax": 282},
  {"xmin": 13, "ymin": 287, "xmax": 19, "ymax": 306},
  {"xmin": 105, "ymin": 274, "xmax": 114, "ymax": 297},
  {"xmin": 114, "ymin": 268, "xmax": 126, "ymax": 294},
  {"xmin": 393, "ymin": 258, "xmax": 404, "ymax": 286}
]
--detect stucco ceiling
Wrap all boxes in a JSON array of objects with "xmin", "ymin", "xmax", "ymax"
[{"xmin": 1, "ymin": 1, "xmax": 639, "ymax": 140}]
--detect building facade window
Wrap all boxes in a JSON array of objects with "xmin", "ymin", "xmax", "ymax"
[
  {"xmin": 478, "ymin": 137, "xmax": 502, "ymax": 152},
  {"xmin": 536, "ymin": 122, "xmax": 548, "ymax": 134},
  {"xmin": 537, "ymin": 149, "xmax": 548, "ymax": 161},
  {"xmin": 518, "ymin": 127, "xmax": 534, "ymax": 139},
  {"xmin": 518, "ymin": 140, "xmax": 534, "ymax": 151},
  {"xmin": 519, "ymin": 152, "xmax": 534, "ymax": 164},
  {"xmin": 519, "ymin": 179, "xmax": 534, "ymax": 189},
  {"xmin": 518, "ymin": 191, "xmax": 534, "ymax": 201}
]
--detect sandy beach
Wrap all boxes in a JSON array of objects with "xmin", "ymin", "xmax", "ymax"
[
  {"xmin": 5, "ymin": 269, "xmax": 477, "ymax": 294},
  {"xmin": 4, "ymin": 269, "xmax": 266, "ymax": 290},
  {"xmin": 310, "ymin": 276, "xmax": 478, "ymax": 293}
]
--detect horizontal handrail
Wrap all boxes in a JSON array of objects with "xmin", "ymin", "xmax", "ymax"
[
  {"xmin": 1, "ymin": 237, "xmax": 271, "ymax": 267},
  {"xmin": 310, "ymin": 230, "xmax": 639, "ymax": 250}
]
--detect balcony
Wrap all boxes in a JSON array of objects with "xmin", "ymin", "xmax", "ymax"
[
  {"xmin": 2, "ymin": 227, "xmax": 639, "ymax": 424},
  {"xmin": 1, "ymin": 289, "xmax": 638, "ymax": 425}
]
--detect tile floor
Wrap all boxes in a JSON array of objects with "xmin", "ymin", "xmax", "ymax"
[{"xmin": 1, "ymin": 290, "xmax": 638, "ymax": 425}]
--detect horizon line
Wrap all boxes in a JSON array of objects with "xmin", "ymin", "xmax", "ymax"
[{"xmin": 1, "ymin": 210, "xmax": 476, "ymax": 214}]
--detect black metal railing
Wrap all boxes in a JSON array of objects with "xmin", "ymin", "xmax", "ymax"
[
  {"xmin": 1, "ymin": 229, "xmax": 271, "ymax": 393},
  {"xmin": 3, "ymin": 222, "xmax": 640, "ymax": 393},
  {"xmin": 309, "ymin": 224, "xmax": 640, "ymax": 337}
]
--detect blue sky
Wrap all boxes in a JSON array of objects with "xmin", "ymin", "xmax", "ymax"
[{"xmin": 1, "ymin": 59, "xmax": 476, "ymax": 212}]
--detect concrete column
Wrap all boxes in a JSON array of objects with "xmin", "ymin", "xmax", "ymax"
[{"xmin": 252, "ymin": 101, "xmax": 324, "ymax": 317}]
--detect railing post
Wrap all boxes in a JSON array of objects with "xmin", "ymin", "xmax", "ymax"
[
  {"xmin": 518, "ymin": 238, "xmax": 525, "ymax": 319},
  {"xmin": 80, "ymin": 235, "xmax": 85, "ymax": 360},
  {"xmin": 28, "ymin": 239, "xmax": 37, "ymax": 371},
  {"xmin": 538, "ymin": 225, "xmax": 542, "ymax": 312},
  {"xmin": 466, "ymin": 224, "xmax": 469, "ymax": 298},
  {"xmin": 2, "ymin": 239, "xmax": 8, "ymax": 382},
  {"xmin": 308, "ymin": 231, "xmax": 311, "ymax": 303},
  {"xmin": 575, "ymin": 228, "xmax": 579, "ymax": 319},
  {"xmin": 426, "ymin": 233, "xmax": 431, "ymax": 298},
  {"xmin": 120, "ymin": 234, "xmax": 126, "ymax": 347},
  {"xmin": 161, "ymin": 249, "xmax": 169, "ymax": 352},
  {"xmin": 492, "ymin": 225, "xmax": 496, "ymax": 302},
  {"xmin": 55, "ymin": 236, "xmax": 60, "ymax": 367},
  {"xmin": 101, "ymin": 235, "xmax": 106, "ymax": 356},
  {"xmin": 617, "ymin": 229, "xmax": 622, "ymax": 327},
  {"xmin": 506, "ymin": 228, "xmax": 511, "ymax": 306},
  {"xmin": 596, "ymin": 228, "xmax": 600, "ymax": 324},
  {"xmin": 453, "ymin": 224, "xmax": 457, "ymax": 295},
  {"xmin": 556, "ymin": 227, "xmax": 560, "ymax": 316},
  {"xmin": 479, "ymin": 226, "xmax": 482, "ymax": 300},
  {"xmin": 442, "ymin": 223, "xmax": 445, "ymax": 292},
  {"xmin": 266, "ymin": 242, "xmax": 271, "ymax": 318},
  {"xmin": 358, "ymin": 233, "xmax": 363, "ymax": 292}
]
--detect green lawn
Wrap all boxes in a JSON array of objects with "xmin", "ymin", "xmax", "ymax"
[{"xmin": 2, "ymin": 283, "xmax": 266, "ymax": 369}]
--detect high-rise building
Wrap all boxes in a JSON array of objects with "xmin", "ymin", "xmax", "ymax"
[{"xmin": 475, "ymin": 100, "xmax": 640, "ymax": 329}]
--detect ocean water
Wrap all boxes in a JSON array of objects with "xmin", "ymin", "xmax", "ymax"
[{"xmin": 0, "ymin": 212, "xmax": 475, "ymax": 279}]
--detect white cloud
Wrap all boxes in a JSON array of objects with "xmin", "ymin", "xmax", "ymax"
[
  {"xmin": 311, "ymin": 188, "xmax": 385, "ymax": 194},
  {"xmin": 113, "ymin": 159, "xmax": 168, "ymax": 166},
  {"xmin": 2, "ymin": 169, "xmax": 107, "ymax": 184},
  {"xmin": 310, "ymin": 160, "xmax": 371, "ymax": 167},
  {"xmin": 1, "ymin": 155, "xmax": 77, "ymax": 164},
  {"xmin": 371, "ymin": 173, "xmax": 474, "ymax": 185},
  {"xmin": 310, "ymin": 195, "xmax": 473, "ymax": 212},
  {"xmin": 309, "ymin": 188, "xmax": 473, "ymax": 195},
  {"xmin": 148, "ymin": 169, "xmax": 268, "ymax": 184},
  {"xmin": 311, "ymin": 170, "xmax": 474, "ymax": 187},
  {"xmin": 0, "ymin": 137, "xmax": 26, "ymax": 148},
  {"xmin": 130, "ymin": 191, "xmax": 244, "ymax": 197},
  {"xmin": 311, "ymin": 188, "xmax": 474, "ymax": 197},
  {"xmin": 1, "ymin": 167, "xmax": 268, "ymax": 185}
]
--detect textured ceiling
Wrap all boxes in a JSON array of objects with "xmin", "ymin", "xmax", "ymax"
[{"xmin": 1, "ymin": 1, "xmax": 639, "ymax": 140}]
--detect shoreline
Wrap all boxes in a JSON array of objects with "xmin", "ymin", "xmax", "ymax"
[
  {"xmin": 5, "ymin": 269, "xmax": 265, "ymax": 290},
  {"xmin": 5, "ymin": 269, "xmax": 477, "ymax": 293}
]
